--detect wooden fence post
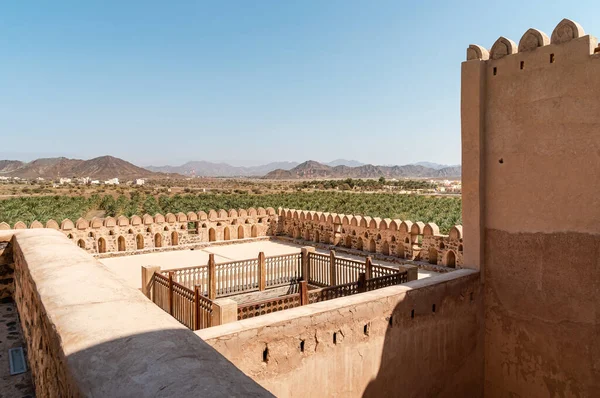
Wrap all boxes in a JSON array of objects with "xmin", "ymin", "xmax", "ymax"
[
  {"xmin": 300, "ymin": 280, "xmax": 308, "ymax": 305},
  {"xmin": 141, "ymin": 265, "xmax": 161, "ymax": 298},
  {"xmin": 208, "ymin": 254, "xmax": 216, "ymax": 300},
  {"xmin": 168, "ymin": 271, "xmax": 174, "ymax": 315},
  {"xmin": 329, "ymin": 250, "xmax": 337, "ymax": 286},
  {"xmin": 358, "ymin": 272, "xmax": 366, "ymax": 293},
  {"xmin": 365, "ymin": 256, "xmax": 372, "ymax": 279},
  {"xmin": 301, "ymin": 246, "xmax": 315, "ymax": 282},
  {"xmin": 194, "ymin": 285, "xmax": 200, "ymax": 331},
  {"xmin": 258, "ymin": 251, "xmax": 266, "ymax": 291}
]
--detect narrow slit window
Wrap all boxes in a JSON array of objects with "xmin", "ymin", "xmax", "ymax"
[
  {"xmin": 520, "ymin": 61, "xmax": 524, "ymax": 70},
  {"xmin": 550, "ymin": 54, "xmax": 555, "ymax": 63},
  {"xmin": 493, "ymin": 67, "xmax": 497, "ymax": 76}
]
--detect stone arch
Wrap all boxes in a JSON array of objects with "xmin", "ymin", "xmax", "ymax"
[
  {"xmin": 128, "ymin": 228, "xmax": 134, "ymax": 234},
  {"xmin": 117, "ymin": 215, "xmax": 129, "ymax": 227},
  {"xmin": 136, "ymin": 234, "xmax": 144, "ymax": 250},
  {"xmin": 423, "ymin": 223, "xmax": 440, "ymax": 237},
  {"xmin": 450, "ymin": 225, "xmax": 463, "ymax": 240},
  {"xmin": 350, "ymin": 216, "xmax": 359, "ymax": 227},
  {"xmin": 314, "ymin": 230, "xmax": 320, "ymax": 243},
  {"xmin": 238, "ymin": 225, "xmax": 245, "ymax": 239},
  {"xmin": 118, "ymin": 236, "xmax": 126, "ymax": 252},
  {"xmin": 163, "ymin": 226, "xmax": 169, "ymax": 231},
  {"xmin": 369, "ymin": 218, "xmax": 380, "ymax": 229},
  {"xmin": 458, "ymin": 244, "xmax": 463, "ymax": 253},
  {"xmin": 466, "ymin": 44, "xmax": 490, "ymax": 61},
  {"xmin": 46, "ymin": 219, "xmax": 59, "ymax": 229},
  {"xmin": 445, "ymin": 250, "xmax": 457, "ymax": 268},
  {"xmin": 342, "ymin": 215, "xmax": 350, "ymax": 225},
  {"xmin": 76, "ymin": 218, "xmax": 89, "ymax": 230},
  {"xmin": 61, "ymin": 219, "xmax": 74, "ymax": 231},
  {"xmin": 399, "ymin": 221, "xmax": 413, "ymax": 234},
  {"xmin": 176, "ymin": 213, "xmax": 187, "ymax": 222},
  {"xmin": 198, "ymin": 211, "xmax": 208, "ymax": 221},
  {"xmin": 258, "ymin": 207, "xmax": 266, "ymax": 216},
  {"xmin": 130, "ymin": 215, "xmax": 142, "ymax": 226},
  {"xmin": 490, "ymin": 36, "xmax": 517, "ymax": 60},
  {"xmin": 142, "ymin": 214, "xmax": 154, "ymax": 225},
  {"xmin": 98, "ymin": 238, "xmax": 107, "ymax": 254},
  {"xmin": 319, "ymin": 213, "xmax": 326, "ymax": 223},
  {"xmin": 389, "ymin": 220, "xmax": 399, "ymax": 232},
  {"xmin": 326, "ymin": 214, "xmax": 334, "ymax": 224},
  {"xmin": 369, "ymin": 238, "xmax": 376, "ymax": 253},
  {"xmin": 429, "ymin": 247, "xmax": 438, "ymax": 264},
  {"xmin": 187, "ymin": 212, "xmax": 198, "ymax": 222},
  {"xmin": 154, "ymin": 233, "xmax": 163, "ymax": 248},
  {"xmin": 294, "ymin": 227, "xmax": 301, "ymax": 239},
  {"xmin": 104, "ymin": 217, "xmax": 117, "ymax": 228},
  {"xmin": 251, "ymin": 225, "xmax": 258, "ymax": 238},
  {"xmin": 397, "ymin": 243, "xmax": 405, "ymax": 259},
  {"xmin": 333, "ymin": 214, "xmax": 342, "ymax": 224},
  {"xmin": 551, "ymin": 18, "xmax": 584, "ymax": 45},
  {"xmin": 228, "ymin": 209, "xmax": 238, "ymax": 218},
  {"xmin": 30, "ymin": 220, "xmax": 43, "ymax": 229},
  {"xmin": 209, "ymin": 228, "xmax": 216, "ymax": 242},
  {"xmin": 382, "ymin": 241, "xmax": 390, "ymax": 256},
  {"xmin": 380, "ymin": 219, "xmax": 391, "ymax": 230},
  {"xmin": 218, "ymin": 209, "xmax": 228, "ymax": 219},
  {"xmin": 237, "ymin": 209, "xmax": 247, "ymax": 218},
  {"xmin": 0, "ymin": 222, "xmax": 11, "ymax": 230},
  {"xmin": 165, "ymin": 213, "xmax": 176, "ymax": 223},
  {"xmin": 360, "ymin": 217, "xmax": 369, "ymax": 228},
  {"xmin": 440, "ymin": 241, "xmax": 446, "ymax": 250},
  {"xmin": 248, "ymin": 208, "xmax": 258, "ymax": 217},
  {"xmin": 356, "ymin": 237, "xmax": 364, "ymax": 251},
  {"xmin": 224, "ymin": 227, "xmax": 231, "ymax": 241},
  {"xmin": 171, "ymin": 231, "xmax": 179, "ymax": 246},
  {"xmin": 345, "ymin": 235, "xmax": 353, "ymax": 248},
  {"xmin": 518, "ymin": 28, "xmax": 550, "ymax": 52},
  {"xmin": 208, "ymin": 210, "xmax": 218, "ymax": 221},
  {"xmin": 77, "ymin": 239, "xmax": 86, "ymax": 249},
  {"xmin": 14, "ymin": 221, "xmax": 27, "ymax": 230},
  {"xmin": 266, "ymin": 207, "xmax": 276, "ymax": 216}
]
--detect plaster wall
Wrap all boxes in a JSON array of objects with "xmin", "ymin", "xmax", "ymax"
[
  {"xmin": 198, "ymin": 270, "xmax": 483, "ymax": 397},
  {"xmin": 462, "ymin": 20, "xmax": 600, "ymax": 397}
]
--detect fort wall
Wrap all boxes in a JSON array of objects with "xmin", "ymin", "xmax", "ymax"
[
  {"xmin": 463, "ymin": 19, "xmax": 600, "ymax": 397},
  {"xmin": 198, "ymin": 269, "xmax": 483, "ymax": 397},
  {"xmin": 4, "ymin": 229, "xmax": 270, "ymax": 397}
]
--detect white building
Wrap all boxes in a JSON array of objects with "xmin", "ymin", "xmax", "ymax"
[
  {"xmin": 104, "ymin": 178, "xmax": 119, "ymax": 185},
  {"xmin": 59, "ymin": 178, "xmax": 72, "ymax": 184},
  {"xmin": 91, "ymin": 180, "xmax": 100, "ymax": 185},
  {"xmin": 134, "ymin": 178, "xmax": 145, "ymax": 186}
]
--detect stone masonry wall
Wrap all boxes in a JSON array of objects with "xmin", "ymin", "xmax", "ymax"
[
  {"xmin": 277, "ymin": 209, "xmax": 463, "ymax": 268},
  {"xmin": 198, "ymin": 269, "xmax": 483, "ymax": 397}
]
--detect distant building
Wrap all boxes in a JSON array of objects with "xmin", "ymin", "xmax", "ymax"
[
  {"xmin": 104, "ymin": 178, "xmax": 119, "ymax": 185},
  {"xmin": 59, "ymin": 178, "xmax": 72, "ymax": 185},
  {"xmin": 134, "ymin": 179, "xmax": 145, "ymax": 186},
  {"xmin": 90, "ymin": 180, "xmax": 100, "ymax": 185}
]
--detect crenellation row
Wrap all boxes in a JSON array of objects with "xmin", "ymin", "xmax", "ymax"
[{"xmin": 466, "ymin": 19, "xmax": 596, "ymax": 61}]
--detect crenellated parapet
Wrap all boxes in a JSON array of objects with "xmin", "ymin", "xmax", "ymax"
[
  {"xmin": 0, "ymin": 207, "xmax": 277, "ymax": 255},
  {"xmin": 277, "ymin": 208, "xmax": 463, "ymax": 268},
  {"xmin": 466, "ymin": 19, "xmax": 598, "ymax": 64}
]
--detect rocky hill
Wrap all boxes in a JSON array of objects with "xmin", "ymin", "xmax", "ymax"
[
  {"xmin": 264, "ymin": 160, "xmax": 461, "ymax": 179},
  {"xmin": 147, "ymin": 161, "xmax": 300, "ymax": 177},
  {"xmin": 0, "ymin": 156, "xmax": 161, "ymax": 180}
]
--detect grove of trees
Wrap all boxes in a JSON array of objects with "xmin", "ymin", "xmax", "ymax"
[{"xmin": 0, "ymin": 191, "xmax": 461, "ymax": 234}]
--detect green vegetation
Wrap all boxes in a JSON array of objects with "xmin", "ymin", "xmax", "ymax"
[
  {"xmin": 0, "ymin": 192, "xmax": 461, "ymax": 233},
  {"xmin": 294, "ymin": 178, "xmax": 435, "ymax": 191}
]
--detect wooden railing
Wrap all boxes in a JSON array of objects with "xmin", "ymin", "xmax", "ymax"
[
  {"xmin": 237, "ymin": 292, "xmax": 303, "ymax": 320},
  {"xmin": 165, "ymin": 266, "xmax": 209, "ymax": 296},
  {"xmin": 365, "ymin": 271, "xmax": 408, "ymax": 291},
  {"xmin": 371, "ymin": 263, "xmax": 399, "ymax": 278},
  {"xmin": 308, "ymin": 252, "xmax": 331, "ymax": 287},
  {"xmin": 334, "ymin": 256, "xmax": 366, "ymax": 285},
  {"xmin": 215, "ymin": 258, "xmax": 260, "ymax": 297},
  {"xmin": 265, "ymin": 253, "xmax": 302, "ymax": 287},
  {"xmin": 308, "ymin": 280, "xmax": 360, "ymax": 304},
  {"xmin": 151, "ymin": 272, "xmax": 213, "ymax": 330}
]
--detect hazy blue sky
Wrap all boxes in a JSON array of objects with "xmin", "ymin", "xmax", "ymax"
[{"xmin": 1, "ymin": 1, "xmax": 597, "ymax": 166}]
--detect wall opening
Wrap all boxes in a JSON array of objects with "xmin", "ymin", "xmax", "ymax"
[
  {"xmin": 154, "ymin": 233, "xmax": 162, "ymax": 248},
  {"xmin": 493, "ymin": 66, "xmax": 497, "ymax": 75},
  {"xmin": 224, "ymin": 227, "xmax": 230, "ymax": 241},
  {"xmin": 314, "ymin": 230, "xmax": 320, "ymax": 243},
  {"xmin": 209, "ymin": 228, "xmax": 216, "ymax": 242},
  {"xmin": 428, "ymin": 247, "xmax": 438, "ymax": 264},
  {"xmin": 117, "ymin": 236, "xmax": 126, "ymax": 252},
  {"xmin": 520, "ymin": 61, "xmax": 524, "ymax": 70},
  {"xmin": 262, "ymin": 346, "xmax": 269, "ymax": 363},
  {"xmin": 136, "ymin": 234, "xmax": 144, "ymax": 250},
  {"xmin": 238, "ymin": 225, "xmax": 245, "ymax": 239},
  {"xmin": 369, "ymin": 238, "xmax": 376, "ymax": 253},
  {"xmin": 300, "ymin": 340, "xmax": 305, "ymax": 353},
  {"xmin": 77, "ymin": 239, "xmax": 86, "ymax": 249},
  {"xmin": 356, "ymin": 237, "xmax": 363, "ymax": 251},
  {"xmin": 98, "ymin": 238, "xmax": 106, "ymax": 254},
  {"xmin": 345, "ymin": 235, "xmax": 353, "ymax": 249},
  {"xmin": 251, "ymin": 225, "xmax": 258, "ymax": 238},
  {"xmin": 550, "ymin": 53, "xmax": 555, "ymax": 63},
  {"xmin": 445, "ymin": 250, "xmax": 456, "ymax": 268},
  {"xmin": 382, "ymin": 241, "xmax": 390, "ymax": 255},
  {"xmin": 171, "ymin": 231, "xmax": 179, "ymax": 246}
]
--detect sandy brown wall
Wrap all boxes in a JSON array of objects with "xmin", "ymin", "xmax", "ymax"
[
  {"xmin": 463, "ymin": 27, "xmax": 600, "ymax": 397},
  {"xmin": 199, "ymin": 270, "xmax": 483, "ymax": 397}
]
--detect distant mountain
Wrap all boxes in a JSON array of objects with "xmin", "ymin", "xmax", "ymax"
[
  {"xmin": 264, "ymin": 160, "xmax": 461, "ymax": 180},
  {"xmin": 0, "ymin": 160, "xmax": 25, "ymax": 174},
  {"xmin": 1, "ymin": 156, "xmax": 162, "ymax": 180},
  {"xmin": 411, "ymin": 161, "xmax": 459, "ymax": 170},
  {"xmin": 147, "ymin": 161, "xmax": 299, "ymax": 177},
  {"xmin": 325, "ymin": 159, "xmax": 365, "ymax": 167}
]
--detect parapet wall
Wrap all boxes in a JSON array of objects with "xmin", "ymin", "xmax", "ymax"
[
  {"xmin": 277, "ymin": 208, "xmax": 463, "ymax": 268},
  {"xmin": 6, "ymin": 229, "xmax": 270, "ymax": 397},
  {"xmin": 198, "ymin": 269, "xmax": 483, "ymax": 397},
  {"xmin": 0, "ymin": 207, "xmax": 278, "ymax": 255},
  {"xmin": 463, "ymin": 18, "xmax": 600, "ymax": 397}
]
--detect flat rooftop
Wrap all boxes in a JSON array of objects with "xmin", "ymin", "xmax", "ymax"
[{"xmin": 100, "ymin": 240, "xmax": 439, "ymax": 290}]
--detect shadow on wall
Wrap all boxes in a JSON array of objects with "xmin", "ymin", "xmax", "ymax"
[
  {"xmin": 62, "ymin": 329, "xmax": 271, "ymax": 397},
  {"xmin": 362, "ymin": 278, "xmax": 484, "ymax": 398}
]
